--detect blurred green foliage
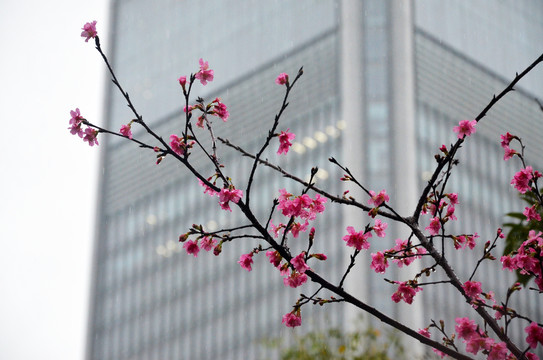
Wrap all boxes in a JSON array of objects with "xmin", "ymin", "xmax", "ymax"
[{"xmin": 264, "ymin": 319, "xmax": 409, "ymax": 360}]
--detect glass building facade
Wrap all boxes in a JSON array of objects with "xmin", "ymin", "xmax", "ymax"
[{"xmin": 87, "ymin": 1, "xmax": 543, "ymax": 359}]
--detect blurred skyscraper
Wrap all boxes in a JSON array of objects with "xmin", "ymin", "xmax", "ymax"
[{"xmin": 87, "ymin": 1, "xmax": 543, "ymax": 359}]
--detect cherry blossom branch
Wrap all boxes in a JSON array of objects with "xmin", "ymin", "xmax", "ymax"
[
  {"xmin": 218, "ymin": 137, "xmax": 404, "ymax": 222},
  {"xmin": 244, "ymin": 67, "xmax": 304, "ymax": 207},
  {"xmin": 413, "ymin": 52, "xmax": 543, "ymax": 223}
]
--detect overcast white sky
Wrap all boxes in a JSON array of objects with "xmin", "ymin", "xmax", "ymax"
[{"xmin": 0, "ymin": 1, "xmax": 108, "ymax": 358}]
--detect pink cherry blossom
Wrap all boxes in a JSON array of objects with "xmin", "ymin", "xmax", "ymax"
[
  {"xmin": 370, "ymin": 252, "xmax": 388, "ymax": 273},
  {"xmin": 511, "ymin": 166, "xmax": 534, "ymax": 194},
  {"xmin": 526, "ymin": 322, "xmax": 543, "ymax": 349},
  {"xmin": 120, "ymin": 124, "xmax": 132, "ymax": 139},
  {"xmin": 178, "ymin": 75, "xmax": 187, "ymax": 88},
  {"xmin": 195, "ymin": 58, "xmax": 214, "ymax": 85},
  {"xmin": 282, "ymin": 311, "xmax": 301, "ymax": 327},
  {"xmin": 391, "ymin": 281, "xmax": 421, "ymax": 304},
  {"xmin": 169, "ymin": 134, "xmax": 193, "ymax": 156},
  {"xmin": 372, "ymin": 219, "xmax": 387, "ymax": 237},
  {"xmin": 200, "ymin": 236, "xmax": 217, "ymax": 251},
  {"xmin": 183, "ymin": 240, "xmax": 200, "ymax": 257},
  {"xmin": 503, "ymin": 145, "xmax": 517, "ymax": 161},
  {"xmin": 447, "ymin": 192, "xmax": 459, "ymax": 205},
  {"xmin": 68, "ymin": 108, "xmax": 85, "ymax": 137},
  {"xmin": 453, "ymin": 119, "xmax": 477, "ymax": 139},
  {"xmin": 465, "ymin": 334, "xmax": 493, "ymax": 355},
  {"xmin": 212, "ymin": 98, "xmax": 229, "ymax": 122},
  {"xmin": 368, "ymin": 190, "xmax": 389, "ymax": 207},
  {"xmin": 390, "ymin": 238, "xmax": 425, "ymax": 267},
  {"xmin": 266, "ymin": 250, "xmax": 282, "ymax": 268},
  {"xmin": 342, "ymin": 226, "xmax": 372, "ymax": 250},
  {"xmin": 289, "ymin": 221, "xmax": 308, "ymax": 238},
  {"xmin": 455, "ymin": 317, "xmax": 477, "ymax": 341},
  {"xmin": 238, "ymin": 253, "xmax": 254, "ymax": 271},
  {"xmin": 83, "ymin": 127, "xmax": 99, "ymax": 146},
  {"xmin": 425, "ymin": 217, "xmax": 441, "ymax": 236},
  {"xmin": 500, "ymin": 132, "xmax": 515, "ymax": 148},
  {"xmin": 462, "ymin": 281, "xmax": 482, "ymax": 301},
  {"xmin": 198, "ymin": 178, "xmax": 218, "ymax": 196},
  {"xmin": 524, "ymin": 205, "xmax": 541, "ymax": 222},
  {"xmin": 81, "ymin": 21, "xmax": 97, "ymax": 42},
  {"xmin": 290, "ymin": 252, "xmax": 310, "ymax": 273},
  {"xmin": 283, "ymin": 269, "xmax": 307, "ymax": 288},
  {"xmin": 418, "ymin": 328, "xmax": 431, "ymax": 338},
  {"xmin": 277, "ymin": 129, "xmax": 295, "ymax": 155},
  {"xmin": 487, "ymin": 342, "xmax": 508, "ymax": 360},
  {"xmin": 275, "ymin": 72, "xmax": 289, "ymax": 85},
  {"xmin": 218, "ymin": 188, "xmax": 243, "ymax": 211}
]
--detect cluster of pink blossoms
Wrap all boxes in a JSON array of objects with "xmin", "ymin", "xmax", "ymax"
[
  {"xmin": 501, "ymin": 230, "xmax": 543, "ymax": 291},
  {"xmin": 500, "ymin": 132, "xmax": 518, "ymax": 161},
  {"xmin": 180, "ymin": 235, "xmax": 218, "ymax": 258},
  {"xmin": 453, "ymin": 317, "xmax": 540, "ymax": 359},
  {"xmin": 277, "ymin": 129, "xmax": 295, "ymax": 155},
  {"xmin": 270, "ymin": 189, "xmax": 327, "ymax": 238},
  {"xmin": 196, "ymin": 179, "xmax": 243, "ymax": 212},
  {"xmin": 68, "ymin": 108, "xmax": 99, "ymax": 146},
  {"xmin": 511, "ymin": 166, "xmax": 541, "ymax": 194},
  {"xmin": 169, "ymin": 134, "xmax": 195, "ymax": 156}
]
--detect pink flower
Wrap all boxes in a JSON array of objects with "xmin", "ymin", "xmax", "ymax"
[
  {"xmin": 289, "ymin": 221, "xmax": 308, "ymax": 238},
  {"xmin": 81, "ymin": 21, "xmax": 97, "ymax": 42},
  {"xmin": 342, "ymin": 226, "xmax": 372, "ymax": 250},
  {"xmin": 418, "ymin": 328, "xmax": 431, "ymax": 338},
  {"xmin": 275, "ymin": 73, "xmax": 289, "ymax": 85},
  {"xmin": 453, "ymin": 119, "xmax": 477, "ymax": 139},
  {"xmin": 526, "ymin": 322, "xmax": 543, "ymax": 349},
  {"xmin": 511, "ymin": 166, "xmax": 534, "ymax": 194},
  {"xmin": 462, "ymin": 281, "xmax": 482, "ymax": 300},
  {"xmin": 368, "ymin": 190, "xmax": 389, "ymax": 207},
  {"xmin": 290, "ymin": 252, "xmax": 310, "ymax": 273},
  {"xmin": 372, "ymin": 219, "xmax": 387, "ymax": 237},
  {"xmin": 455, "ymin": 317, "xmax": 477, "ymax": 341},
  {"xmin": 425, "ymin": 217, "xmax": 441, "ymax": 236},
  {"xmin": 500, "ymin": 132, "xmax": 515, "ymax": 148},
  {"xmin": 391, "ymin": 282, "xmax": 421, "ymax": 304},
  {"xmin": 195, "ymin": 58, "xmax": 214, "ymax": 85},
  {"xmin": 218, "ymin": 188, "xmax": 243, "ymax": 212},
  {"xmin": 178, "ymin": 75, "xmax": 187, "ymax": 88},
  {"xmin": 447, "ymin": 193, "xmax": 459, "ymax": 205},
  {"xmin": 83, "ymin": 127, "xmax": 99, "ymax": 146},
  {"xmin": 503, "ymin": 146, "xmax": 517, "ymax": 161},
  {"xmin": 238, "ymin": 253, "xmax": 254, "ymax": 271},
  {"xmin": 169, "ymin": 134, "xmax": 193, "ymax": 155},
  {"xmin": 68, "ymin": 108, "xmax": 85, "ymax": 137},
  {"xmin": 200, "ymin": 236, "xmax": 217, "ymax": 251},
  {"xmin": 277, "ymin": 129, "xmax": 295, "ymax": 155},
  {"xmin": 283, "ymin": 270, "xmax": 307, "ymax": 288},
  {"xmin": 183, "ymin": 240, "xmax": 200, "ymax": 257},
  {"xmin": 370, "ymin": 252, "xmax": 388, "ymax": 273},
  {"xmin": 266, "ymin": 250, "xmax": 282, "ymax": 268},
  {"xmin": 465, "ymin": 334, "xmax": 493, "ymax": 355},
  {"xmin": 120, "ymin": 124, "xmax": 132, "ymax": 139},
  {"xmin": 524, "ymin": 205, "xmax": 541, "ymax": 222},
  {"xmin": 282, "ymin": 311, "xmax": 301, "ymax": 328},
  {"xmin": 198, "ymin": 178, "xmax": 218, "ymax": 196},
  {"xmin": 212, "ymin": 98, "xmax": 229, "ymax": 122},
  {"xmin": 488, "ymin": 342, "xmax": 508, "ymax": 360}
]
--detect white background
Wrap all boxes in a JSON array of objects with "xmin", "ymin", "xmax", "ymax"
[{"xmin": 0, "ymin": 1, "xmax": 108, "ymax": 358}]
